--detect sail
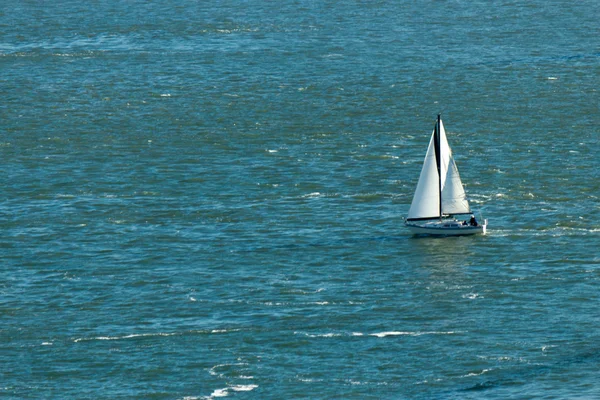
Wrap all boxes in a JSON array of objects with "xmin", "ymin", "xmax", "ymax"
[
  {"xmin": 407, "ymin": 117, "xmax": 470, "ymax": 220},
  {"xmin": 439, "ymin": 120, "xmax": 471, "ymax": 215},
  {"xmin": 406, "ymin": 131, "xmax": 440, "ymax": 220}
]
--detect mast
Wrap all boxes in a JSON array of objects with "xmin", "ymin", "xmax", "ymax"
[{"xmin": 434, "ymin": 114, "xmax": 442, "ymax": 219}]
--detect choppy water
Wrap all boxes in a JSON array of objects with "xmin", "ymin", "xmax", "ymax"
[{"xmin": 2, "ymin": 1, "xmax": 600, "ymax": 398}]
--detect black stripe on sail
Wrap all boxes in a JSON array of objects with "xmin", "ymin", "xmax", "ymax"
[
  {"xmin": 406, "ymin": 217, "xmax": 442, "ymax": 222},
  {"xmin": 434, "ymin": 114, "xmax": 442, "ymax": 219}
]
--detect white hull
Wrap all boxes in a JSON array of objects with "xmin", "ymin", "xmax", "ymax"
[{"xmin": 405, "ymin": 219, "xmax": 487, "ymax": 236}]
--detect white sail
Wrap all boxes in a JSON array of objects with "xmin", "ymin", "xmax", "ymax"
[
  {"xmin": 439, "ymin": 120, "xmax": 470, "ymax": 215},
  {"xmin": 442, "ymin": 157, "xmax": 470, "ymax": 215},
  {"xmin": 407, "ymin": 117, "xmax": 470, "ymax": 220},
  {"xmin": 406, "ymin": 132, "xmax": 440, "ymax": 220}
]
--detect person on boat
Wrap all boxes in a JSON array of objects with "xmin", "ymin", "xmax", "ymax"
[{"xmin": 469, "ymin": 215, "xmax": 478, "ymax": 226}]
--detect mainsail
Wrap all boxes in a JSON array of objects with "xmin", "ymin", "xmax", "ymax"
[{"xmin": 407, "ymin": 116, "xmax": 470, "ymax": 220}]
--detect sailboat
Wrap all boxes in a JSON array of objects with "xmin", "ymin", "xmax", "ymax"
[{"xmin": 405, "ymin": 115, "xmax": 487, "ymax": 236}]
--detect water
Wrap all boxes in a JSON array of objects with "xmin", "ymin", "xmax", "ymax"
[{"xmin": 1, "ymin": 1, "xmax": 599, "ymax": 398}]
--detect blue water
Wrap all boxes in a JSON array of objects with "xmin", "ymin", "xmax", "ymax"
[{"xmin": 2, "ymin": 1, "xmax": 600, "ymax": 398}]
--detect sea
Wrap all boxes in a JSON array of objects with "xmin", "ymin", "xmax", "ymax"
[{"xmin": 1, "ymin": 1, "xmax": 599, "ymax": 399}]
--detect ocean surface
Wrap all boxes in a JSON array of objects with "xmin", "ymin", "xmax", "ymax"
[{"xmin": 1, "ymin": 1, "xmax": 599, "ymax": 398}]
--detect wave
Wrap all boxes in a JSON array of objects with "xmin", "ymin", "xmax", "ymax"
[
  {"xmin": 73, "ymin": 328, "xmax": 240, "ymax": 343},
  {"xmin": 295, "ymin": 332, "xmax": 344, "ymax": 338},
  {"xmin": 201, "ymin": 384, "xmax": 258, "ymax": 399},
  {"xmin": 294, "ymin": 330, "xmax": 462, "ymax": 338},
  {"xmin": 208, "ymin": 363, "xmax": 249, "ymax": 377},
  {"xmin": 370, "ymin": 331, "xmax": 460, "ymax": 338},
  {"xmin": 73, "ymin": 332, "xmax": 177, "ymax": 342}
]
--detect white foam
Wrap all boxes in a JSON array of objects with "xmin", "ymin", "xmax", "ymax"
[
  {"xmin": 208, "ymin": 388, "xmax": 228, "ymax": 398},
  {"xmin": 208, "ymin": 363, "xmax": 248, "ymax": 377},
  {"xmin": 304, "ymin": 192, "xmax": 322, "ymax": 198},
  {"xmin": 74, "ymin": 329, "xmax": 240, "ymax": 343},
  {"xmin": 542, "ymin": 345, "xmax": 557, "ymax": 352},
  {"xmin": 371, "ymin": 331, "xmax": 413, "ymax": 338},
  {"xmin": 204, "ymin": 384, "xmax": 257, "ymax": 399},
  {"xmin": 294, "ymin": 331, "xmax": 342, "ymax": 338},
  {"xmin": 462, "ymin": 369, "xmax": 491, "ymax": 377},
  {"xmin": 371, "ymin": 331, "xmax": 458, "ymax": 338},
  {"xmin": 74, "ymin": 331, "xmax": 181, "ymax": 343},
  {"xmin": 231, "ymin": 385, "xmax": 258, "ymax": 392}
]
